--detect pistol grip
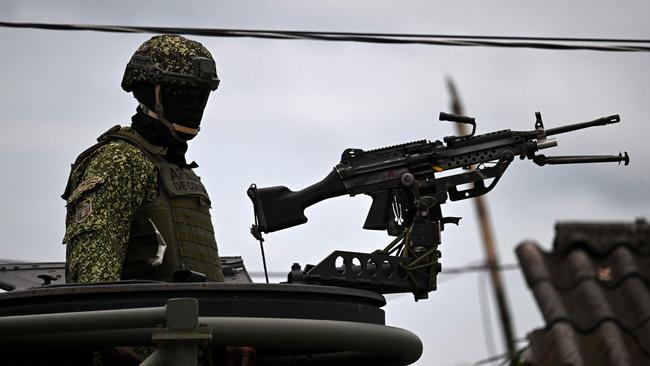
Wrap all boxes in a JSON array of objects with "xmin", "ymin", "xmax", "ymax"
[{"xmin": 363, "ymin": 191, "xmax": 391, "ymax": 231}]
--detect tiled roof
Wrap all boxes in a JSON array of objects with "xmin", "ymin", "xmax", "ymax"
[{"xmin": 516, "ymin": 219, "xmax": 650, "ymax": 366}]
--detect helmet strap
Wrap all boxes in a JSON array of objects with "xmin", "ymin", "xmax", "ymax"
[
  {"xmin": 154, "ymin": 84, "xmax": 164, "ymax": 115},
  {"xmin": 139, "ymin": 84, "xmax": 201, "ymax": 142}
]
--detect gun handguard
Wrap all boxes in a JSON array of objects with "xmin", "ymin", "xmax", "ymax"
[{"xmin": 248, "ymin": 169, "xmax": 348, "ymax": 233}]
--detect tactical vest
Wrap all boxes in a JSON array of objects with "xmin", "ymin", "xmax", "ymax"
[{"xmin": 69, "ymin": 126, "xmax": 223, "ymax": 282}]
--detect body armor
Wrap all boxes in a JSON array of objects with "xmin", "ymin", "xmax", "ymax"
[{"xmin": 67, "ymin": 126, "xmax": 223, "ymax": 282}]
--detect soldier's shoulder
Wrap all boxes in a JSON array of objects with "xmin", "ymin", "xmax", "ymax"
[
  {"xmin": 84, "ymin": 138, "xmax": 155, "ymax": 178},
  {"xmin": 93, "ymin": 138, "xmax": 152, "ymax": 166},
  {"xmin": 63, "ymin": 128, "xmax": 158, "ymax": 203},
  {"xmin": 97, "ymin": 138, "xmax": 143, "ymax": 157}
]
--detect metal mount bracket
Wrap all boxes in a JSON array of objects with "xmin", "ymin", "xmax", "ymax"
[{"xmin": 289, "ymin": 250, "xmax": 441, "ymax": 300}]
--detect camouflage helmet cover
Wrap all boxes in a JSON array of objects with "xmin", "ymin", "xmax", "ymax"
[{"xmin": 121, "ymin": 35, "xmax": 220, "ymax": 92}]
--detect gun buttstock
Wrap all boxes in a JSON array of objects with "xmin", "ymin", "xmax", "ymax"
[
  {"xmin": 249, "ymin": 169, "xmax": 348, "ymax": 234},
  {"xmin": 250, "ymin": 185, "xmax": 309, "ymax": 233}
]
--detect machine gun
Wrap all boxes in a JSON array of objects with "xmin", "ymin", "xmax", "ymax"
[{"xmin": 248, "ymin": 112, "xmax": 629, "ymax": 299}]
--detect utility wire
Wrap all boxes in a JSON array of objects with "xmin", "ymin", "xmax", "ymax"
[
  {"xmin": 1, "ymin": 21, "xmax": 650, "ymax": 52},
  {"xmin": 442, "ymin": 263, "xmax": 519, "ymax": 275},
  {"xmin": 474, "ymin": 350, "xmax": 512, "ymax": 366},
  {"xmin": 249, "ymin": 263, "xmax": 520, "ymax": 279},
  {"xmin": 437, "ymin": 264, "xmax": 520, "ymax": 286},
  {"xmin": 472, "ymin": 345, "xmax": 531, "ymax": 366}
]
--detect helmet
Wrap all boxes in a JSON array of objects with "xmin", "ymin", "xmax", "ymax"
[{"xmin": 121, "ymin": 35, "xmax": 220, "ymax": 92}]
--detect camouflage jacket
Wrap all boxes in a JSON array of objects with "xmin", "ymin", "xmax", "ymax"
[{"xmin": 63, "ymin": 129, "xmax": 159, "ymax": 283}]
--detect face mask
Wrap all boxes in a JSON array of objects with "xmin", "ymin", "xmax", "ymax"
[
  {"xmin": 133, "ymin": 83, "xmax": 211, "ymax": 142},
  {"xmin": 161, "ymin": 85, "xmax": 211, "ymax": 129}
]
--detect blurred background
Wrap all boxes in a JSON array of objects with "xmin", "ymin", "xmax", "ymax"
[{"xmin": 1, "ymin": 1, "xmax": 649, "ymax": 364}]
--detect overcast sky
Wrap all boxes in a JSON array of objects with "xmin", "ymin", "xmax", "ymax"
[{"xmin": 1, "ymin": 1, "xmax": 649, "ymax": 365}]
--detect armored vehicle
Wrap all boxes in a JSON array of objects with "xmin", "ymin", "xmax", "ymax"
[{"xmin": 0, "ymin": 259, "xmax": 423, "ymax": 365}]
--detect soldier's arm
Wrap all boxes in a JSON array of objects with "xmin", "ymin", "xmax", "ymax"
[{"xmin": 64, "ymin": 141, "xmax": 157, "ymax": 283}]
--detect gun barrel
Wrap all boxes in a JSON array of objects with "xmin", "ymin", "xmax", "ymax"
[{"xmin": 545, "ymin": 115, "xmax": 620, "ymax": 136}]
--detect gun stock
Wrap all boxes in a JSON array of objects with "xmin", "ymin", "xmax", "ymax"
[{"xmin": 248, "ymin": 169, "xmax": 348, "ymax": 233}]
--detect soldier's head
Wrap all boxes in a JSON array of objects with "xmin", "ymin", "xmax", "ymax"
[{"xmin": 121, "ymin": 35, "xmax": 220, "ymax": 141}]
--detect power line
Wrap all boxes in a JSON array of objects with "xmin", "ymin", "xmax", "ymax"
[
  {"xmin": 473, "ymin": 350, "xmax": 511, "ymax": 366},
  {"xmin": 1, "ymin": 21, "xmax": 650, "ymax": 52},
  {"xmin": 472, "ymin": 345, "xmax": 531, "ymax": 366},
  {"xmin": 248, "ymin": 263, "xmax": 519, "ymax": 278},
  {"xmin": 437, "ymin": 264, "xmax": 520, "ymax": 286},
  {"xmin": 443, "ymin": 263, "xmax": 520, "ymax": 275}
]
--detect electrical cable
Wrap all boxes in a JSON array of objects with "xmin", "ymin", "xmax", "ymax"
[
  {"xmin": 442, "ymin": 263, "xmax": 519, "ymax": 275},
  {"xmin": 249, "ymin": 262, "xmax": 520, "ymax": 279},
  {"xmin": 1, "ymin": 21, "xmax": 650, "ymax": 52},
  {"xmin": 473, "ymin": 350, "xmax": 511, "ymax": 366},
  {"xmin": 472, "ymin": 345, "xmax": 531, "ymax": 366}
]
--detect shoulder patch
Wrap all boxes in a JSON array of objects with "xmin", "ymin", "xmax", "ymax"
[
  {"xmin": 67, "ymin": 176, "xmax": 105, "ymax": 204},
  {"xmin": 74, "ymin": 198, "xmax": 93, "ymax": 223}
]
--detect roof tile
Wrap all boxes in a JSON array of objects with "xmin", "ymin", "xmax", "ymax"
[
  {"xmin": 517, "ymin": 219, "xmax": 650, "ymax": 365},
  {"xmin": 528, "ymin": 322, "xmax": 650, "ymax": 366},
  {"xmin": 553, "ymin": 219, "xmax": 650, "ymax": 255}
]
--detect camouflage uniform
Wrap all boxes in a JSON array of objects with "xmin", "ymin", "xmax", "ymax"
[{"xmin": 63, "ymin": 136, "xmax": 158, "ymax": 283}]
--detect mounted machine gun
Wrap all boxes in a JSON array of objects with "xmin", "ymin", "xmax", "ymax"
[{"xmin": 248, "ymin": 112, "xmax": 629, "ymax": 300}]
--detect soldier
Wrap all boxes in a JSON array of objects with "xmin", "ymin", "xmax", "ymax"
[{"xmin": 62, "ymin": 34, "xmax": 224, "ymax": 283}]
